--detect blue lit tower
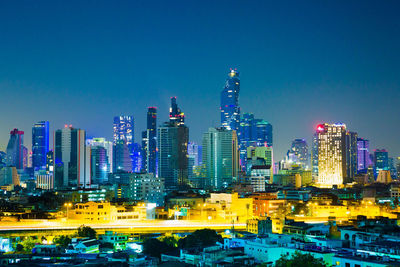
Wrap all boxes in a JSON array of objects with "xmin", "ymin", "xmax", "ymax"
[
  {"xmin": 142, "ymin": 107, "xmax": 157, "ymax": 174},
  {"xmin": 221, "ymin": 69, "xmax": 240, "ymax": 131},
  {"xmin": 113, "ymin": 115, "xmax": 134, "ymax": 171},
  {"xmin": 32, "ymin": 121, "xmax": 49, "ymax": 170}
]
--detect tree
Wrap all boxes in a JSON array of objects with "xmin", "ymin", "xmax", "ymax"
[
  {"xmin": 77, "ymin": 225, "xmax": 96, "ymax": 239},
  {"xmin": 53, "ymin": 235, "xmax": 71, "ymax": 248},
  {"xmin": 15, "ymin": 244, "xmax": 24, "ymax": 252},
  {"xmin": 143, "ymin": 238, "xmax": 178, "ymax": 259},
  {"xmin": 275, "ymin": 252, "xmax": 326, "ymax": 267},
  {"xmin": 178, "ymin": 229, "xmax": 223, "ymax": 249}
]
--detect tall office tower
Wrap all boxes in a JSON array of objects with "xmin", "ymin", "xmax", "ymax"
[
  {"xmin": 202, "ymin": 127, "xmax": 239, "ymax": 189},
  {"xmin": 345, "ymin": 131, "xmax": 358, "ymax": 182},
  {"xmin": 290, "ymin": 139, "xmax": 309, "ymax": 168},
  {"xmin": 90, "ymin": 146, "xmax": 109, "ymax": 184},
  {"xmin": 113, "ymin": 140, "xmax": 132, "ymax": 172},
  {"xmin": 357, "ymin": 138, "xmax": 371, "ymax": 172},
  {"xmin": 374, "ymin": 149, "xmax": 389, "ymax": 176},
  {"xmin": 256, "ymin": 120, "xmax": 273, "ymax": 147},
  {"xmin": 169, "ymin": 97, "xmax": 184, "ymax": 126},
  {"xmin": 113, "ymin": 116, "xmax": 134, "ymax": 145},
  {"xmin": 113, "ymin": 115, "xmax": 135, "ymax": 171},
  {"xmin": 158, "ymin": 122, "xmax": 189, "ymax": 189},
  {"xmin": 86, "ymin": 137, "xmax": 113, "ymax": 172},
  {"xmin": 187, "ymin": 142, "xmax": 202, "ymax": 166},
  {"xmin": 54, "ymin": 126, "xmax": 90, "ymax": 189},
  {"xmin": 221, "ymin": 68, "xmax": 240, "ymax": 131},
  {"xmin": 316, "ymin": 123, "xmax": 347, "ymax": 187},
  {"xmin": 6, "ymin": 129, "xmax": 25, "ymax": 169},
  {"xmin": 238, "ymin": 114, "xmax": 273, "ymax": 169},
  {"xmin": 131, "ymin": 143, "xmax": 142, "ymax": 172},
  {"xmin": 311, "ymin": 133, "xmax": 319, "ymax": 178},
  {"xmin": 141, "ymin": 107, "xmax": 157, "ymax": 174},
  {"xmin": 32, "ymin": 121, "xmax": 49, "ymax": 170}
]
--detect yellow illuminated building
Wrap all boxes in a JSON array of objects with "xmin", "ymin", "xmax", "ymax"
[
  {"xmin": 316, "ymin": 123, "xmax": 346, "ymax": 187},
  {"xmin": 68, "ymin": 201, "xmax": 148, "ymax": 222}
]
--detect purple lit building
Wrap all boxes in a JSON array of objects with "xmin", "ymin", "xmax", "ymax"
[{"xmin": 357, "ymin": 138, "xmax": 371, "ymax": 172}]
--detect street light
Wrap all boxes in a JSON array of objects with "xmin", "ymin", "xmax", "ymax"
[{"xmin": 64, "ymin": 203, "xmax": 72, "ymax": 220}]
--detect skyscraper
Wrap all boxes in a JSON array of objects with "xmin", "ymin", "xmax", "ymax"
[
  {"xmin": 345, "ymin": 131, "xmax": 358, "ymax": 182},
  {"xmin": 311, "ymin": 133, "xmax": 319, "ymax": 178},
  {"xmin": 32, "ymin": 121, "xmax": 49, "ymax": 170},
  {"xmin": 290, "ymin": 139, "xmax": 309, "ymax": 168},
  {"xmin": 357, "ymin": 138, "xmax": 371, "ymax": 172},
  {"xmin": 113, "ymin": 115, "xmax": 135, "ymax": 172},
  {"xmin": 113, "ymin": 140, "xmax": 132, "ymax": 172},
  {"xmin": 142, "ymin": 107, "xmax": 157, "ymax": 174},
  {"xmin": 316, "ymin": 123, "xmax": 347, "ymax": 187},
  {"xmin": 158, "ymin": 98, "xmax": 189, "ymax": 189},
  {"xmin": 202, "ymin": 127, "xmax": 239, "ymax": 189},
  {"xmin": 113, "ymin": 116, "xmax": 134, "ymax": 145},
  {"xmin": 169, "ymin": 97, "xmax": 184, "ymax": 126},
  {"xmin": 6, "ymin": 129, "xmax": 25, "ymax": 169},
  {"xmin": 90, "ymin": 146, "xmax": 109, "ymax": 184},
  {"xmin": 86, "ymin": 137, "xmax": 113, "ymax": 172},
  {"xmin": 221, "ymin": 69, "xmax": 240, "ymax": 131},
  {"xmin": 238, "ymin": 113, "xmax": 273, "ymax": 169},
  {"xmin": 54, "ymin": 126, "xmax": 90, "ymax": 189},
  {"xmin": 374, "ymin": 149, "xmax": 389, "ymax": 176},
  {"xmin": 256, "ymin": 120, "xmax": 273, "ymax": 147}
]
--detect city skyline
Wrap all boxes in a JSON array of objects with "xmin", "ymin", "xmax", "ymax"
[{"xmin": 0, "ymin": 1, "xmax": 399, "ymax": 161}]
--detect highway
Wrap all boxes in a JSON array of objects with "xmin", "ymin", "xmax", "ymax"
[{"xmin": 0, "ymin": 219, "xmax": 247, "ymax": 234}]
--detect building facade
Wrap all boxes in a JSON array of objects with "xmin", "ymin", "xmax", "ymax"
[
  {"xmin": 141, "ymin": 107, "xmax": 157, "ymax": 174},
  {"xmin": 221, "ymin": 69, "xmax": 240, "ymax": 132},
  {"xmin": 32, "ymin": 121, "xmax": 49, "ymax": 170},
  {"xmin": 6, "ymin": 129, "xmax": 25, "ymax": 169},
  {"xmin": 202, "ymin": 127, "xmax": 239, "ymax": 189},
  {"xmin": 54, "ymin": 126, "xmax": 90, "ymax": 189}
]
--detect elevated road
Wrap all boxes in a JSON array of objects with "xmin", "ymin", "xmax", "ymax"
[{"xmin": 0, "ymin": 220, "xmax": 247, "ymax": 237}]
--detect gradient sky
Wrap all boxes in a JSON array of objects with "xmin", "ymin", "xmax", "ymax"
[{"xmin": 0, "ymin": 0, "xmax": 399, "ymax": 160}]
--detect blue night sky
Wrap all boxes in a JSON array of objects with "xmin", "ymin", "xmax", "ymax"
[{"xmin": 0, "ymin": 0, "xmax": 399, "ymax": 160}]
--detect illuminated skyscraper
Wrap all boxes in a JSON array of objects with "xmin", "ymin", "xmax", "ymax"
[
  {"xmin": 90, "ymin": 146, "xmax": 109, "ymax": 184},
  {"xmin": 357, "ymin": 138, "xmax": 371, "ymax": 172},
  {"xmin": 256, "ymin": 120, "xmax": 273, "ymax": 147},
  {"xmin": 221, "ymin": 69, "xmax": 240, "ymax": 131},
  {"xmin": 32, "ymin": 121, "xmax": 49, "ymax": 170},
  {"xmin": 158, "ymin": 98, "xmax": 189, "ymax": 189},
  {"xmin": 113, "ymin": 116, "xmax": 134, "ymax": 145},
  {"xmin": 238, "ymin": 113, "xmax": 273, "ymax": 169},
  {"xmin": 6, "ymin": 129, "xmax": 25, "ymax": 169},
  {"xmin": 374, "ymin": 149, "xmax": 389, "ymax": 176},
  {"xmin": 113, "ymin": 115, "xmax": 134, "ymax": 171},
  {"xmin": 316, "ymin": 123, "xmax": 347, "ymax": 187},
  {"xmin": 290, "ymin": 139, "xmax": 309, "ymax": 168},
  {"xmin": 113, "ymin": 140, "xmax": 132, "ymax": 172},
  {"xmin": 142, "ymin": 107, "xmax": 157, "ymax": 174},
  {"xmin": 202, "ymin": 127, "xmax": 239, "ymax": 189},
  {"xmin": 54, "ymin": 126, "xmax": 90, "ymax": 189},
  {"xmin": 169, "ymin": 97, "xmax": 184, "ymax": 126},
  {"xmin": 345, "ymin": 131, "xmax": 358, "ymax": 182},
  {"xmin": 311, "ymin": 133, "xmax": 319, "ymax": 178},
  {"xmin": 86, "ymin": 138, "xmax": 113, "ymax": 172}
]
